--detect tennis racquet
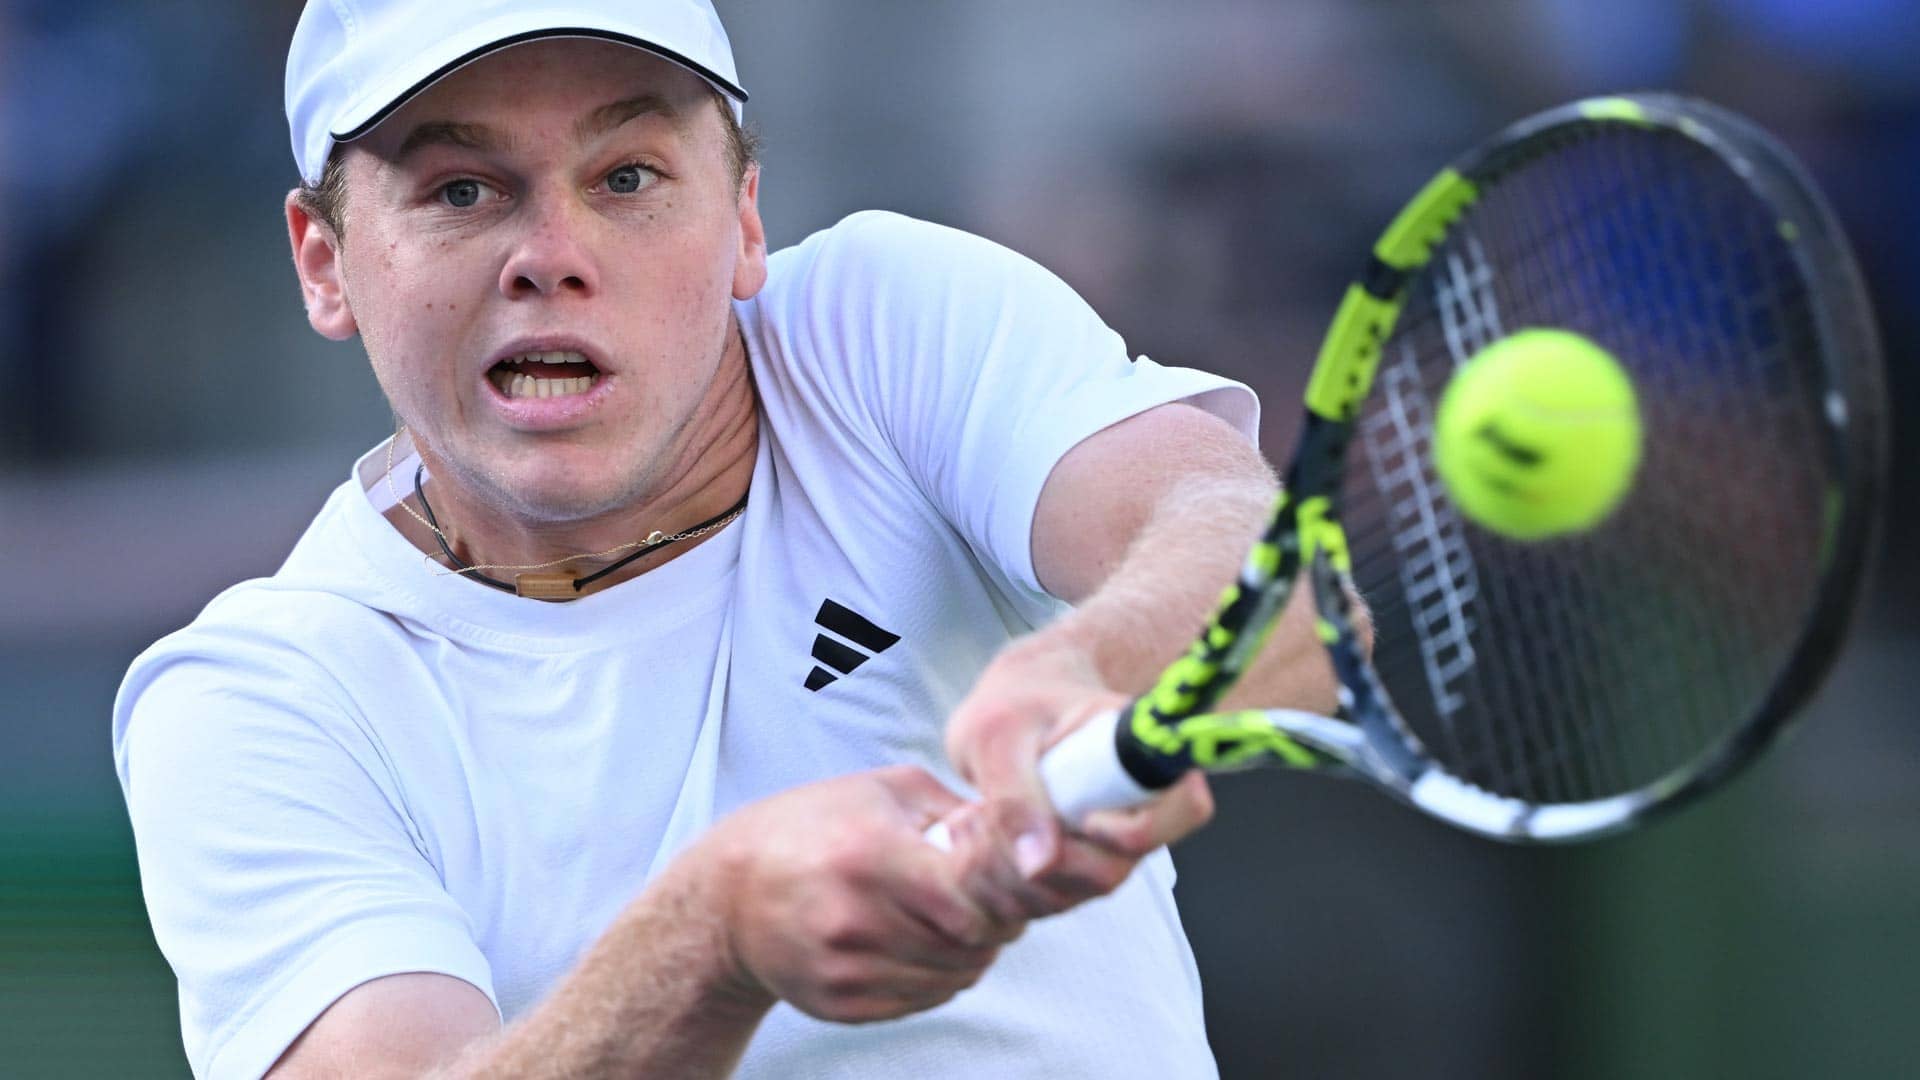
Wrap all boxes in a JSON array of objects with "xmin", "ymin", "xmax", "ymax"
[{"xmin": 1037, "ymin": 93, "xmax": 1886, "ymax": 843}]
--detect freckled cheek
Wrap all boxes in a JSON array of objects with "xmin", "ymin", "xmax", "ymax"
[
  {"xmin": 619, "ymin": 233, "xmax": 737, "ymax": 333},
  {"xmin": 354, "ymin": 260, "xmax": 481, "ymax": 407},
  {"xmin": 603, "ymin": 265, "xmax": 699, "ymax": 343}
]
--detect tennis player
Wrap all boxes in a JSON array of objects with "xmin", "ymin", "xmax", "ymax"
[{"xmin": 113, "ymin": 2, "xmax": 1337, "ymax": 1077}]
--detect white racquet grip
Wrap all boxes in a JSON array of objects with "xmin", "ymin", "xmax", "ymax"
[
  {"xmin": 1038, "ymin": 711, "xmax": 1156, "ymax": 827},
  {"xmin": 924, "ymin": 819, "xmax": 957, "ymax": 851},
  {"xmin": 921, "ymin": 711, "xmax": 1156, "ymax": 851}
]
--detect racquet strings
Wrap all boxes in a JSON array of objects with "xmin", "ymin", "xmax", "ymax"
[{"xmin": 1337, "ymin": 123, "xmax": 1837, "ymax": 806}]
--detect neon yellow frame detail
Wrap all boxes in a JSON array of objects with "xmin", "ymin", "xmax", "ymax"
[
  {"xmin": 1126, "ymin": 707, "xmax": 1317, "ymax": 769},
  {"xmin": 1374, "ymin": 168, "xmax": 1479, "ymax": 269},
  {"xmin": 1578, "ymin": 97, "xmax": 1653, "ymax": 127},
  {"xmin": 1295, "ymin": 495, "xmax": 1351, "ymax": 574},
  {"xmin": 1305, "ymin": 169, "xmax": 1478, "ymax": 421},
  {"xmin": 1303, "ymin": 286, "xmax": 1399, "ymax": 421}
]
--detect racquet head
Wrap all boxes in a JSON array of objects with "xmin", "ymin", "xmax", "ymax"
[{"xmin": 1045, "ymin": 93, "xmax": 1886, "ymax": 843}]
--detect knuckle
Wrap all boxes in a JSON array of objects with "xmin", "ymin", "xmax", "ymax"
[
  {"xmin": 813, "ymin": 993, "xmax": 891, "ymax": 1024},
  {"xmin": 925, "ymin": 901, "xmax": 985, "ymax": 947},
  {"xmin": 867, "ymin": 763, "xmax": 916, "ymax": 789},
  {"xmin": 1188, "ymin": 784, "xmax": 1216, "ymax": 826},
  {"xmin": 989, "ymin": 918, "xmax": 1027, "ymax": 947},
  {"xmin": 805, "ymin": 899, "xmax": 871, "ymax": 952},
  {"xmin": 821, "ymin": 829, "xmax": 882, "ymax": 883},
  {"xmin": 892, "ymin": 986, "xmax": 957, "ymax": 1018},
  {"xmin": 985, "ymin": 795, "xmax": 1049, "ymax": 839},
  {"xmin": 817, "ymin": 956, "xmax": 874, "ymax": 1003},
  {"xmin": 821, "ymin": 921, "xmax": 869, "ymax": 953},
  {"xmin": 1100, "ymin": 819, "xmax": 1155, "ymax": 857},
  {"xmin": 957, "ymin": 915, "xmax": 1000, "ymax": 950},
  {"xmin": 980, "ymin": 890, "xmax": 1027, "ymax": 927},
  {"xmin": 956, "ymin": 949, "xmax": 998, "ymax": 987},
  {"xmin": 1051, "ymin": 843, "xmax": 1137, "ymax": 896},
  {"xmin": 952, "ymin": 700, "xmax": 1032, "ymax": 747},
  {"xmin": 1015, "ymin": 882, "xmax": 1071, "ymax": 919},
  {"xmin": 924, "ymin": 981, "xmax": 968, "ymax": 1010},
  {"xmin": 1091, "ymin": 858, "xmax": 1134, "ymax": 894},
  {"xmin": 1052, "ymin": 866, "xmax": 1116, "ymax": 901},
  {"xmin": 852, "ymin": 998, "xmax": 915, "ymax": 1024}
]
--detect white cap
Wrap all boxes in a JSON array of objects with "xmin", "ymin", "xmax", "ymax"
[{"xmin": 286, "ymin": 0, "xmax": 748, "ymax": 184}]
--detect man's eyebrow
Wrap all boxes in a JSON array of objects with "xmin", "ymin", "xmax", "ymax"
[
  {"xmin": 388, "ymin": 95, "xmax": 681, "ymax": 163},
  {"xmin": 394, "ymin": 121, "xmax": 505, "ymax": 161},
  {"xmin": 576, "ymin": 93, "xmax": 684, "ymax": 140}
]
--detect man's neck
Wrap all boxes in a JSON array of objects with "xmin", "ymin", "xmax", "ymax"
[{"xmin": 380, "ymin": 335, "xmax": 759, "ymax": 599}]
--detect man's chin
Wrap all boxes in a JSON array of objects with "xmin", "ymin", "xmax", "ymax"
[
  {"xmin": 456, "ymin": 458, "xmax": 649, "ymax": 527},
  {"xmin": 492, "ymin": 481, "xmax": 641, "ymax": 526}
]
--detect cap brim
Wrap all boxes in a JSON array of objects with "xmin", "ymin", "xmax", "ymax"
[{"xmin": 332, "ymin": 22, "xmax": 747, "ymax": 143}]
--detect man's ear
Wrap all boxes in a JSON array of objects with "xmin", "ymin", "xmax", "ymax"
[
  {"xmin": 731, "ymin": 163, "xmax": 768, "ymax": 301},
  {"xmin": 286, "ymin": 192, "xmax": 357, "ymax": 340}
]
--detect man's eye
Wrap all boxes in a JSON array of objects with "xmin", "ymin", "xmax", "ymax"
[
  {"xmin": 606, "ymin": 165, "xmax": 651, "ymax": 194},
  {"xmin": 441, "ymin": 179, "xmax": 483, "ymax": 208}
]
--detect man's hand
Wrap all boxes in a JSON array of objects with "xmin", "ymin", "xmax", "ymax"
[
  {"xmin": 702, "ymin": 766, "xmax": 1025, "ymax": 1023},
  {"xmin": 935, "ymin": 403, "xmax": 1301, "ymax": 925},
  {"xmin": 941, "ymin": 637, "xmax": 1214, "ymax": 923}
]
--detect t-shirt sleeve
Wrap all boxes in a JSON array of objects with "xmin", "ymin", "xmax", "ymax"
[
  {"xmin": 784, "ymin": 211, "xmax": 1260, "ymax": 603},
  {"xmin": 114, "ymin": 644, "xmax": 496, "ymax": 1080}
]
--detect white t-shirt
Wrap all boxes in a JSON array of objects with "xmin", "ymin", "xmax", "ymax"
[{"xmin": 114, "ymin": 211, "xmax": 1258, "ymax": 1080}]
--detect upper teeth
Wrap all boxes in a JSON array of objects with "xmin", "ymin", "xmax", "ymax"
[{"xmin": 493, "ymin": 350, "xmax": 598, "ymax": 399}]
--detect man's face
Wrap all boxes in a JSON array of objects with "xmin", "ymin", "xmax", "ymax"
[{"xmin": 312, "ymin": 39, "xmax": 764, "ymax": 524}]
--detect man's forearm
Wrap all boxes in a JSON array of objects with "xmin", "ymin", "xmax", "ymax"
[
  {"xmin": 438, "ymin": 852, "xmax": 774, "ymax": 1080},
  {"xmin": 1027, "ymin": 473, "xmax": 1340, "ymax": 716},
  {"xmin": 424, "ymin": 765, "xmax": 1004, "ymax": 1079},
  {"xmin": 941, "ymin": 407, "xmax": 1296, "ymax": 907}
]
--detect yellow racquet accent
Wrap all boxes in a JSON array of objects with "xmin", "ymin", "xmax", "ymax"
[
  {"xmin": 1173, "ymin": 711, "xmax": 1319, "ymax": 769},
  {"xmin": 1373, "ymin": 168, "xmax": 1479, "ymax": 269},
  {"xmin": 1295, "ymin": 496, "xmax": 1352, "ymax": 574},
  {"xmin": 1128, "ymin": 705, "xmax": 1321, "ymax": 770},
  {"xmin": 1307, "ymin": 171, "xmax": 1479, "ymax": 421},
  {"xmin": 1303, "ymin": 286, "xmax": 1400, "ymax": 421},
  {"xmin": 1577, "ymin": 96, "xmax": 1653, "ymax": 126}
]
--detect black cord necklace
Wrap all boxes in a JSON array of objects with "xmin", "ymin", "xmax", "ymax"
[{"xmin": 412, "ymin": 465, "xmax": 748, "ymax": 599}]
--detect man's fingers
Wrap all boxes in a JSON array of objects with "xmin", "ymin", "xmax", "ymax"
[
  {"xmin": 869, "ymin": 926, "xmax": 1001, "ymax": 975},
  {"xmin": 1037, "ymin": 844, "xmax": 1136, "ymax": 903},
  {"xmin": 842, "ymin": 869, "xmax": 1006, "ymax": 970},
  {"xmin": 799, "ymin": 956, "xmax": 990, "ymax": 1024},
  {"xmin": 953, "ymin": 714, "xmax": 1061, "ymax": 877},
  {"xmin": 872, "ymin": 764, "xmax": 967, "ymax": 828},
  {"xmin": 1076, "ymin": 771, "xmax": 1215, "ymax": 857},
  {"xmin": 886, "ymin": 814, "xmax": 1022, "ymax": 948},
  {"xmin": 957, "ymin": 708, "xmax": 1046, "ymax": 797},
  {"xmin": 944, "ymin": 795, "xmax": 1067, "ymax": 922},
  {"xmin": 998, "ymin": 773, "xmax": 1216, "ymax": 912}
]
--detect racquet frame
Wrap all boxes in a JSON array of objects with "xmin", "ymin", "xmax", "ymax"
[{"xmin": 1041, "ymin": 94, "xmax": 1884, "ymax": 842}]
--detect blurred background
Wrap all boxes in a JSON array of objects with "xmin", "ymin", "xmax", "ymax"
[{"xmin": 3, "ymin": 0, "xmax": 1916, "ymax": 1076}]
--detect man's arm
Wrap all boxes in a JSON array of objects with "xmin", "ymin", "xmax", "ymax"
[
  {"xmin": 944, "ymin": 401, "xmax": 1339, "ymax": 913},
  {"xmin": 269, "ymin": 767, "xmax": 1015, "ymax": 1079},
  {"xmin": 272, "ymin": 857, "xmax": 765, "ymax": 1080},
  {"xmin": 1030, "ymin": 403, "xmax": 1338, "ymax": 713}
]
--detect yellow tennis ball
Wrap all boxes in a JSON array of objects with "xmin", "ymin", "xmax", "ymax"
[{"xmin": 1433, "ymin": 328, "xmax": 1642, "ymax": 540}]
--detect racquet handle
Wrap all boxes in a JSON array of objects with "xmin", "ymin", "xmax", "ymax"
[
  {"xmin": 923, "ymin": 711, "xmax": 1156, "ymax": 851},
  {"xmin": 1036, "ymin": 710, "xmax": 1157, "ymax": 823}
]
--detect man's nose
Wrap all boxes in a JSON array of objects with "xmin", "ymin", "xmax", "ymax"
[{"xmin": 499, "ymin": 195, "xmax": 599, "ymax": 299}]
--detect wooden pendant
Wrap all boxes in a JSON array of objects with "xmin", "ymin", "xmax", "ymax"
[{"xmin": 515, "ymin": 573, "xmax": 579, "ymax": 600}]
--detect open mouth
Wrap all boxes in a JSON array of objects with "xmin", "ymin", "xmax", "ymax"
[{"xmin": 487, "ymin": 351, "xmax": 603, "ymax": 400}]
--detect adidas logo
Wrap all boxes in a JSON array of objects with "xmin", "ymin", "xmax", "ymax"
[{"xmin": 805, "ymin": 599, "xmax": 900, "ymax": 691}]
